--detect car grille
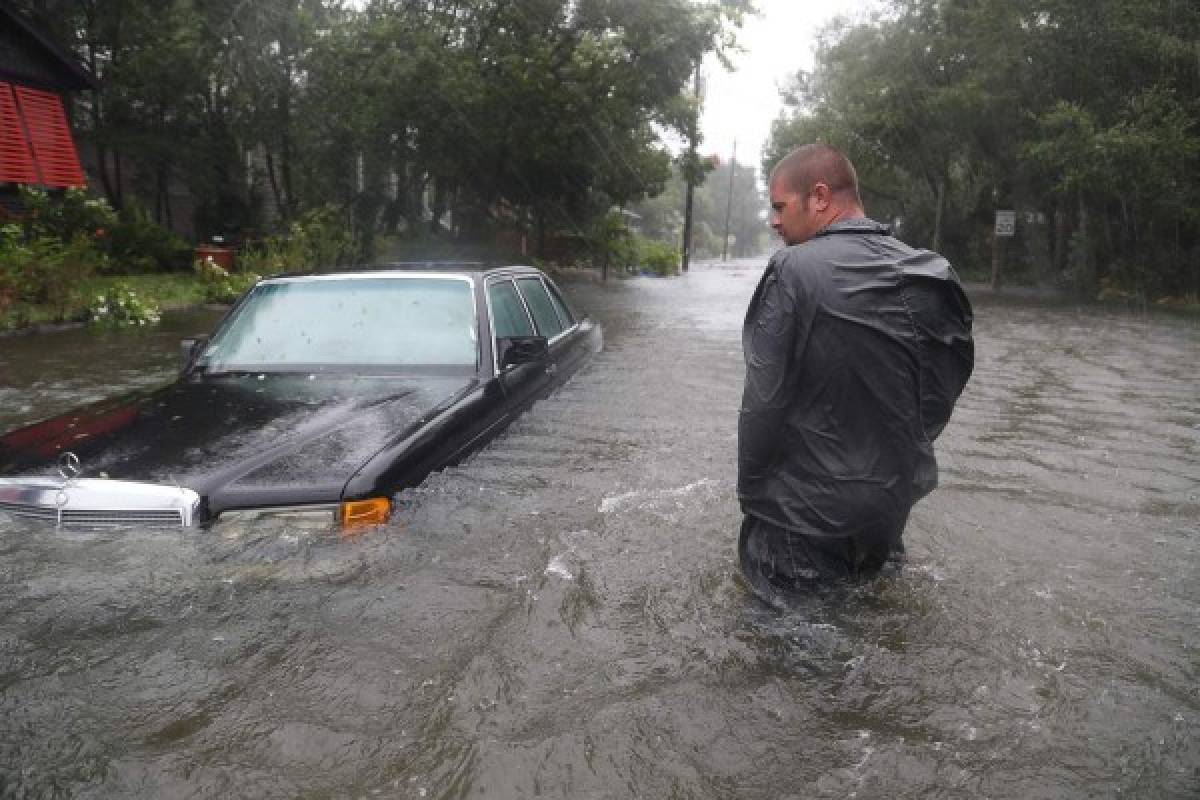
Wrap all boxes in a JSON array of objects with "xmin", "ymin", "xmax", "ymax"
[
  {"xmin": 0, "ymin": 479, "xmax": 199, "ymax": 529},
  {"xmin": 0, "ymin": 502, "xmax": 187, "ymax": 529},
  {"xmin": 0, "ymin": 500, "xmax": 58, "ymax": 522},
  {"xmin": 61, "ymin": 509, "xmax": 187, "ymax": 528}
]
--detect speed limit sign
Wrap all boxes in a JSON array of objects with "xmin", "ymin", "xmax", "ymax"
[{"xmin": 995, "ymin": 210, "xmax": 1016, "ymax": 237}]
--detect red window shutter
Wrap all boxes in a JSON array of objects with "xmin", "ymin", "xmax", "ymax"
[
  {"xmin": 14, "ymin": 86, "xmax": 86, "ymax": 188},
  {"xmin": 0, "ymin": 81, "xmax": 39, "ymax": 184}
]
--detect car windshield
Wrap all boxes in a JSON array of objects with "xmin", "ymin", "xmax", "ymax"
[{"xmin": 198, "ymin": 277, "xmax": 477, "ymax": 372}]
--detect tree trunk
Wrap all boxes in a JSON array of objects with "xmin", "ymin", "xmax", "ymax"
[
  {"xmin": 1053, "ymin": 201, "xmax": 1066, "ymax": 277},
  {"xmin": 535, "ymin": 210, "xmax": 547, "ymax": 260},
  {"xmin": 153, "ymin": 169, "xmax": 163, "ymax": 225},
  {"xmin": 430, "ymin": 178, "xmax": 446, "ymax": 236},
  {"xmin": 113, "ymin": 151, "xmax": 124, "ymax": 210},
  {"xmin": 932, "ymin": 177, "xmax": 945, "ymax": 253},
  {"xmin": 1074, "ymin": 192, "xmax": 1093, "ymax": 294},
  {"xmin": 163, "ymin": 165, "xmax": 174, "ymax": 232},
  {"xmin": 84, "ymin": 1, "xmax": 119, "ymax": 209},
  {"xmin": 279, "ymin": 129, "xmax": 295, "ymax": 222},
  {"xmin": 682, "ymin": 172, "xmax": 695, "ymax": 273},
  {"xmin": 990, "ymin": 229, "xmax": 1003, "ymax": 290},
  {"xmin": 92, "ymin": 143, "xmax": 118, "ymax": 209},
  {"xmin": 265, "ymin": 149, "xmax": 285, "ymax": 227}
]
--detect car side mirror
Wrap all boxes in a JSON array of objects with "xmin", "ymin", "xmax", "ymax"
[
  {"xmin": 180, "ymin": 335, "xmax": 210, "ymax": 371},
  {"xmin": 497, "ymin": 335, "xmax": 548, "ymax": 368}
]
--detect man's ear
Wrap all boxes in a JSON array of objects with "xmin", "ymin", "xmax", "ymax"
[{"xmin": 810, "ymin": 182, "xmax": 833, "ymax": 211}]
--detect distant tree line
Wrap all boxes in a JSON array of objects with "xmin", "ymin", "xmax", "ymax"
[
  {"xmin": 11, "ymin": 0, "xmax": 749, "ymax": 261},
  {"xmin": 765, "ymin": 0, "xmax": 1200, "ymax": 300},
  {"xmin": 633, "ymin": 156, "xmax": 768, "ymax": 261}
]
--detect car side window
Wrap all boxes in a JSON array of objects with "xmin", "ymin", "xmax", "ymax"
[
  {"xmin": 543, "ymin": 279, "xmax": 576, "ymax": 327},
  {"xmin": 516, "ymin": 277, "xmax": 565, "ymax": 339},
  {"xmin": 488, "ymin": 279, "xmax": 535, "ymax": 338}
]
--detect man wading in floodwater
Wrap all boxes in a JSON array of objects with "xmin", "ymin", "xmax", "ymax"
[{"xmin": 738, "ymin": 144, "xmax": 974, "ymax": 604}]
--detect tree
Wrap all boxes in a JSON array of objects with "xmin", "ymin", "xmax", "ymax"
[
  {"xmin": 10, "ymin": 0, "xmax": 753, "ymax": 263},
  {"xmin": 631, "ymin": 156, "xmax": 767, "ymax": 260},
  {"xmin": 764, "ymin": 0, "xmax": 1200, "ymax": 298}
]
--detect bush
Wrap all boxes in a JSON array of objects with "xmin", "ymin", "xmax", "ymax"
[
  {"xmin": 18, "ymin": 185, "xmax": 116, "ymax": 242},
  {"xmin": 0, "ymin": 188, "xmax": 117, "ymax": 322},
  {"xmin": 0, "ymin": 227, "xmax": 106, "ymax": 319},
  {"xmin": 87, "ymin": 282, "xmax": 161, "ymax": 327},
  {"xmin": 105, "ymin": 205, "xmax": 192, "ymax": 273},
  {"xmin": 1058, "ymin": 229, "xmax": 1097, "ymax": 296},
  {"xmin": 0, "ymin": 224, "xmax": 21, "ymax": 315},
  {"xmin": 635, "ymin": 237, "xmax": 680, "ymax": 276},
  {"xmin": 584, "ymin": 210, "xmax": 634, "ymax": 274},
  {"xmin": 238, "ymin": 206, "xmax": 360, "ymax": 275},
  {"xmin": 195, "ymin": 256, "xmax": 260, "ymax": 303}
]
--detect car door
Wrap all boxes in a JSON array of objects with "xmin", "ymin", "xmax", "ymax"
[
  {"xmin": 487, "ymin": 276, "xmax": 553, "ymax": 413},
  {"xmin": 514, "ymin": 275, "xmax": 584, "ymax": 391},
  {"xmin": 538, "ymin": 274, "xmax": 593, "ymax": 380}
]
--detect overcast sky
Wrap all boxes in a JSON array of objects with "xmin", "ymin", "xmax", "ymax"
[{"xmin": 698, "ymin": 0, "xmax": 872, "ymax": 172}]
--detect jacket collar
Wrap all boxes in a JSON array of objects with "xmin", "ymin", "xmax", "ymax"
[{"xmin": 814, "ymin": 217, "xmax": 890, "ymax": 237}]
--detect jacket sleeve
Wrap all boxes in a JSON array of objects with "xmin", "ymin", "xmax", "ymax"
[
  {"xmin": 738, "ymin": 262, "xmax": 805, "ymax": 502},
  {"xmin": 907, "ymin": 271, "xmax": 975, "ymax": 442}
]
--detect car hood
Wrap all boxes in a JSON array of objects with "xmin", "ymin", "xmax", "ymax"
[{"xmin": 0, "ymin": 372, "xmax": 476, "ymax": 510}]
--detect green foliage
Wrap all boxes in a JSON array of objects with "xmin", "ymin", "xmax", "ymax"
[
  {"xmin": 86, "ymin": 273, "xmax": 210, "ymax": 309},
  {"xmin": 0, "ymin": 189, "xmax": 167, "ymax": 321},
  {"xmin": 194, "ymin": 257, "xmax": 260, "ymax": 304},
  {"xmin": 0, "ymin": 191, "xmax": 199, "ymax": 330},
  {"xmin": 16, "ymin": 186, "xmax": 117, "ymax": 243},
  {"xmin": 106, "ymin": 205, "xmax": 192, "ymax": 273},
  {"xmin": 236, "ymin": 206, "xmax": 360, "ymax": 275},
  {"xmin": 87, "ymin": 283, "xmax": 162, "ymax": 327},
  {"xmin": 16, "ymin": 0, "xmax": 748, "ymax": 261},
  {"xmin": 631, "ymin": 158, "xmax": 767, "ymax": 260},
  {"xmin": 582, "ymin": 209, "xmax": 680, "ymax": 276},
  {"xmin": 0, "ymin": 223, "xmax": 106, "ymax": 321},
  {"xmin": 584, "ymin": 210, "xmax": 634, "ymax": 274},
  {"xmin": 0, "ymin": 228, "xmax": 19, "ymax": 317},
  {"xmin": 765, "ymin": 0, "xmax": 1200, "ymax": 300},
  {"xmin": 635, "ymin": 237, "xmax": 681, "ymax": 276}
]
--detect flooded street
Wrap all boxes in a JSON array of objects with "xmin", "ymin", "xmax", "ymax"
[{"xmin": 1, "ymin": 265, "xmax": 1197, "ymax": 799}]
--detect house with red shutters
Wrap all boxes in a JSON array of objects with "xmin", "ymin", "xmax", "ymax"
[{"xmin": 0, "ymin": 4, "xmax": 96, "ymax": 204}]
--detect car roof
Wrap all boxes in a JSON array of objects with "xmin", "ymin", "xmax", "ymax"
[{"xmin": 266, "ymin": 262, "xmax": 545, "ymax": 281}]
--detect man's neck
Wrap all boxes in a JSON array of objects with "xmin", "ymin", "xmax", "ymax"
[{"xmin": 825, "ymin": 202, "xmax": 866, "ymax": 226}]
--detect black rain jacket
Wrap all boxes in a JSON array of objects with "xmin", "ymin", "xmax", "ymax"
[{"xmin": 738, "ymin": 218, "xmax": 974, "ymax": 540}]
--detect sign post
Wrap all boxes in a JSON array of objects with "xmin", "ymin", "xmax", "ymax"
[{"xmin": 992, "ymin": 210, "xmax": 1016, "ymax": 289}]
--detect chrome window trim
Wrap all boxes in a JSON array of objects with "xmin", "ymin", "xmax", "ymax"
[
  {"xmin": 515, "ymin": 275, "xmax": 578, "ymax": 344},
  {"xmin": 541, "ymin": 275, "xmax": 579, "ymax": 328},
  {"xmin": 484, "ymin": 275, "xmax": 538, "ymax": 376},
  {"xmin": 260, "ymin": 272, "xmax": 476, "ymax": 285}
]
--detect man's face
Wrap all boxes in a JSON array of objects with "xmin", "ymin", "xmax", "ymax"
[{"xmin": 768, "ymin": 177, "xmax": 822, "ymax": 246}]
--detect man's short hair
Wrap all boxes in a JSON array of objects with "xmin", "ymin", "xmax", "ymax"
[{"xmin": 771, "ymin": 144, "xmax": 861, "ymax": 204}]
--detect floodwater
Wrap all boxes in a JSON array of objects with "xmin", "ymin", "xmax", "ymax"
[{"xmin": 0, "ymin": 264, "xmax": 1197, "ymax": 799}]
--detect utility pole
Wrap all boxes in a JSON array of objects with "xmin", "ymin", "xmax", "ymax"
[
  {"xmin": 681, "ymin": 64, "xmax": 703, "ymax": 273},
  {"xmin": 682, "ymin": 166, "xmax": 695, "ymax": 273},
  {"xmin": 721, "ymin": 139, "xmax": 737, "ymax": 262}
]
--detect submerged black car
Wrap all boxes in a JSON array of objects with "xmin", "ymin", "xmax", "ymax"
[{"xmin": 0, "ymin": 265, "xmax": 601, "ymax": 530}]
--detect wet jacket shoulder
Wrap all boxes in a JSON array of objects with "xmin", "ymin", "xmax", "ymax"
[{"xmin": 738, "ymin": 218, "xmax": 974, "ymax": 538}]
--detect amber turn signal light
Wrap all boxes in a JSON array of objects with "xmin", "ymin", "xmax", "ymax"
[{"xmin": 339, "ymin": 497, "xmax": 391, "ymax": 529}]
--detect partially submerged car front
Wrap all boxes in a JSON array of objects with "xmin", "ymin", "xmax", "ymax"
[{"xmin": 0, "ymin": 267, "xmax": 598, "ymax": 531}]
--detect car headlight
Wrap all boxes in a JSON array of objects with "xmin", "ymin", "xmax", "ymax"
[{"xmin": 215, "ymin": 498, "xmax": 392, "ymax": 531}]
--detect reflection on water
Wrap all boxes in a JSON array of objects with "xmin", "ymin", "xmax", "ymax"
[
  {"xmin": 0, "ymin": 308, "xmax": 227, "ymax": 433},
  {"xmin": 0, "ymin": 271, "xmax": 1197, "ymax": 798}
]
